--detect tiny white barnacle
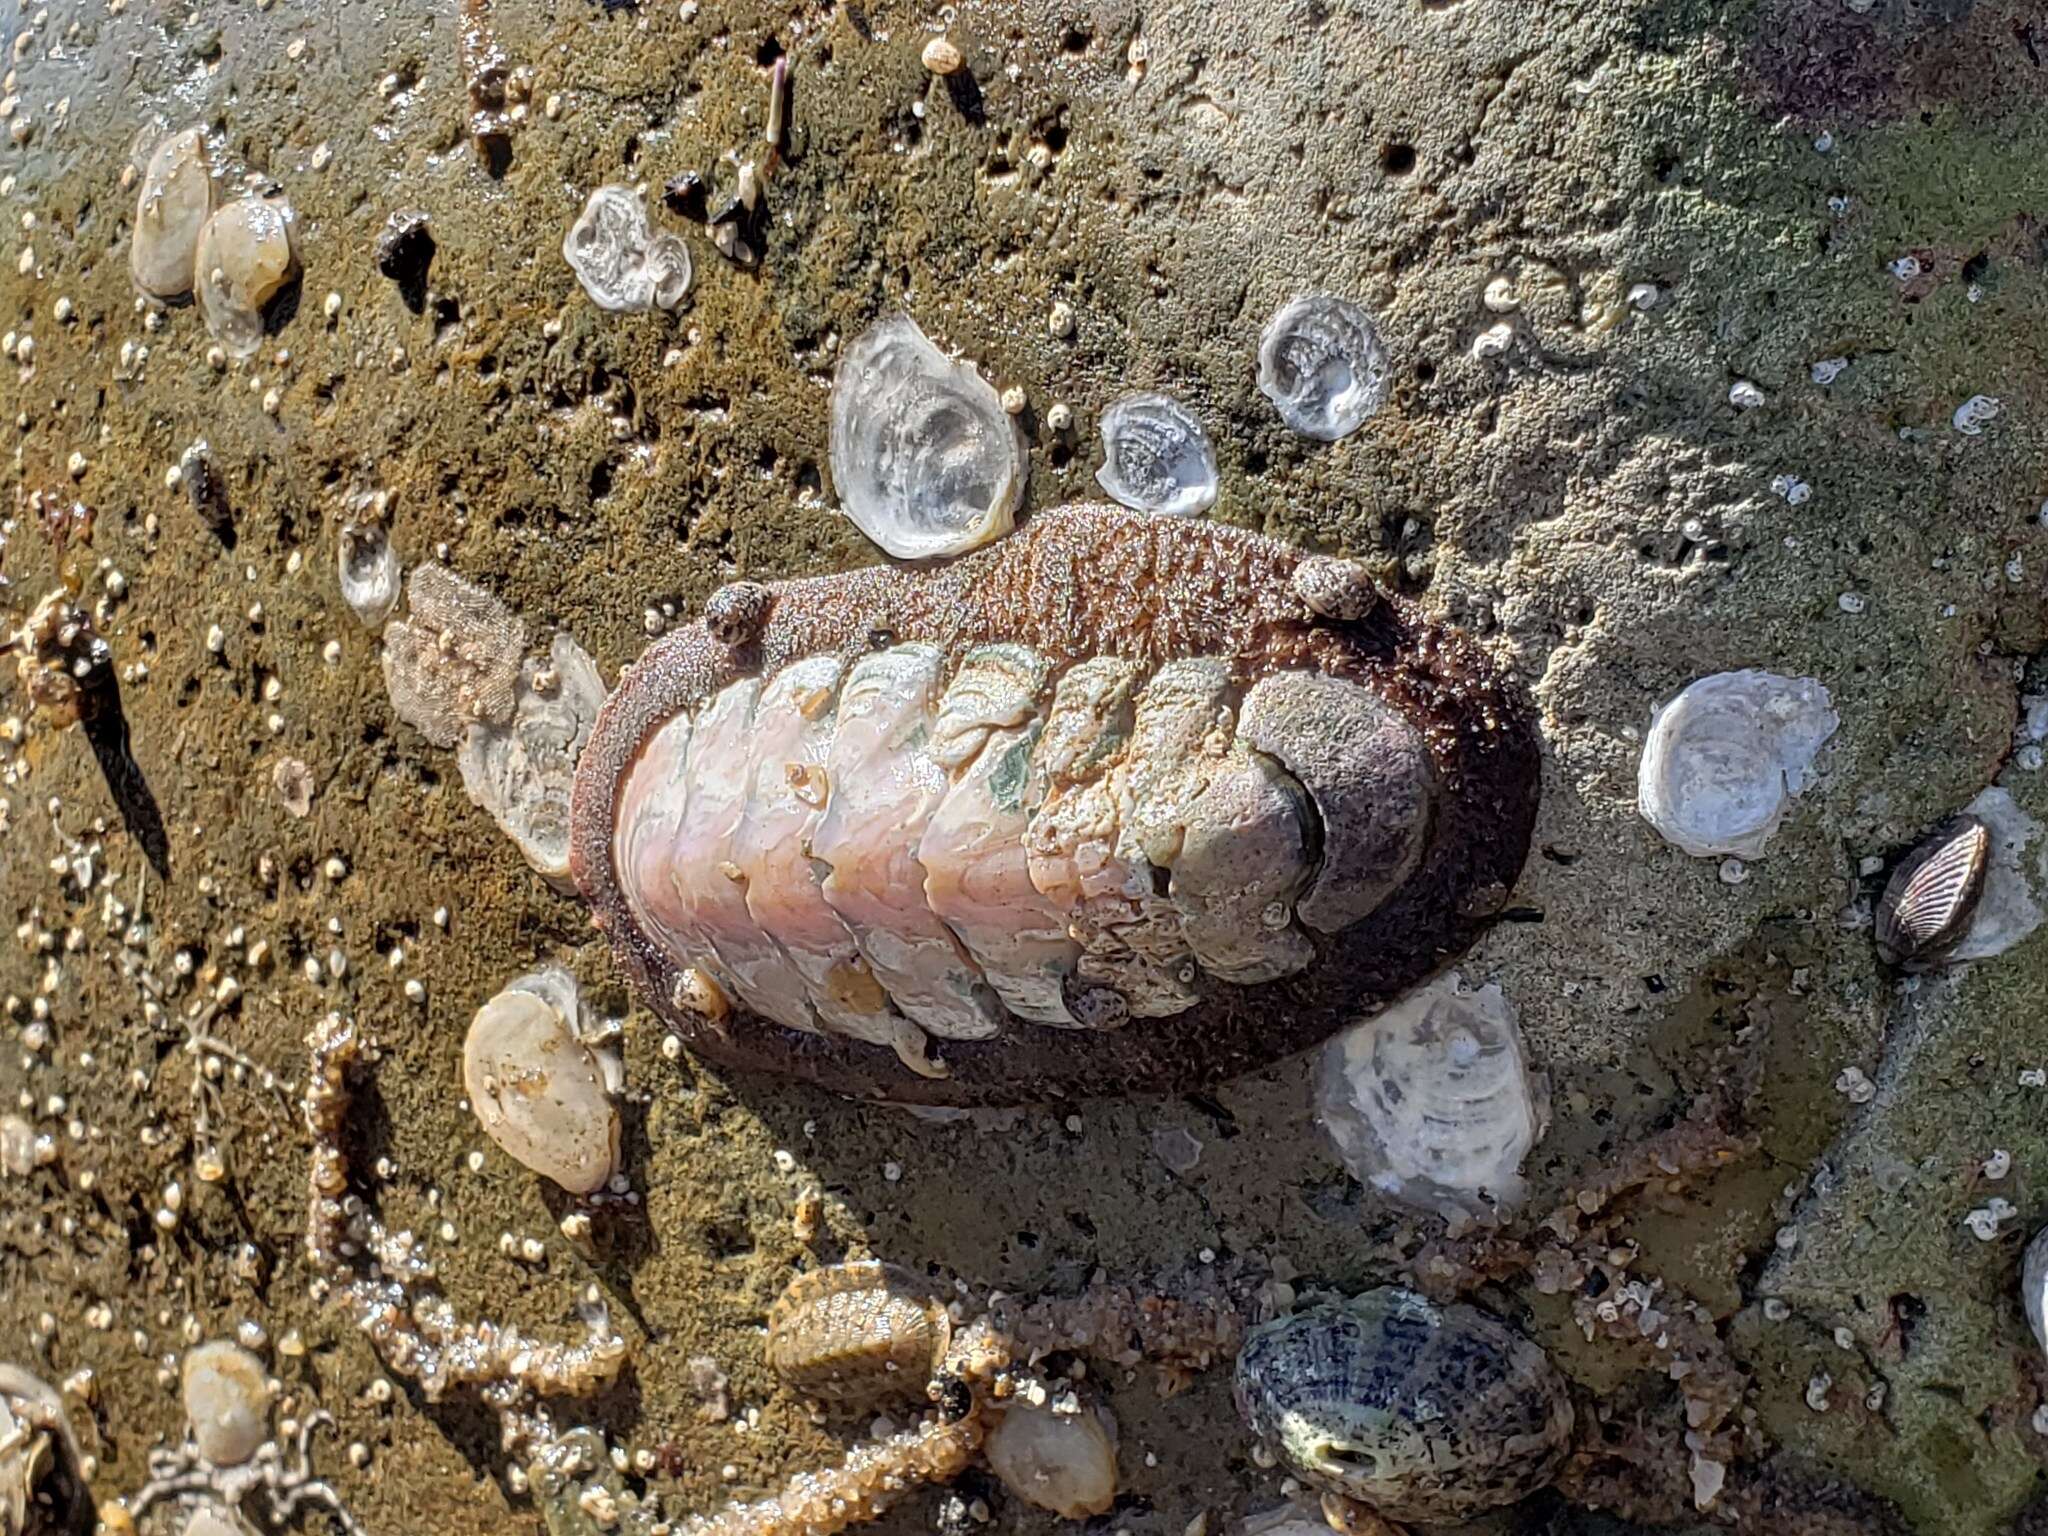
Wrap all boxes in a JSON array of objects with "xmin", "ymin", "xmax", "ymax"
[{"xmin": 1952, "ymin": 394, "xmax": 2002, "ymax": 436}]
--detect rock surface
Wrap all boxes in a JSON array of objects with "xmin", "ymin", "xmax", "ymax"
[{"xmin": 2, "ymin": 2, "xmax": 2046, "ymax": 1534}]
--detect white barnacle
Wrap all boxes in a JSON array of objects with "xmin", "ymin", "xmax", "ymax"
[
  {"xmin": 562, "ymin": 185, "xmax": 691, "ymax": 313},
  {"xmin": 1952, "ymin": 394, "xmax": 2002, "ymax": 436},
  {"xmin": 1637, "ymin": 670, "xmax": 1838, "ymax": 859},
  {"xmin": 1093, "ymin": 393, "xmax": 1217, "ymax": 518},
  {"xmin": 827, "ymin": 314, "xmax": 1026, "ymax": 559}
]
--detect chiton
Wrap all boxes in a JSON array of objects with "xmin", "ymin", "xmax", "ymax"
[{"xmin": 569, "ymin": 503, "xmax": 1538, "ymax": 1105}]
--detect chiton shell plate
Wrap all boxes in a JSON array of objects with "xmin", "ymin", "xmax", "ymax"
[
  {"xmin": 570, "ymin": 503, "xmax": 1538, "ymax": 1105},
  {"xmin": 765, "ymin": 1261, "xmax": 952, "ymax": 1405}
]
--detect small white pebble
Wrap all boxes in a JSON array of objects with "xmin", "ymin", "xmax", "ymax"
[{"xmin": 1728, "ymin": 379, "xmax": 1765, "ymax": 410}]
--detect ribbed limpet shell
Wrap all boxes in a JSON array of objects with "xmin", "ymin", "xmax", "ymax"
[
  {"xmin": 1234, "ymin": 1288, "xmax": 1572, "ymax": 1522},
  {"xmin": 570, "ymin": 502, "xmax": 1538, "ymax": 1105}
]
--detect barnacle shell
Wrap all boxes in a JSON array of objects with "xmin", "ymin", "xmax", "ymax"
[
  {"xmin": 1094, "ymin": 393, "xmax": 1218, "ymax": 517},
  {"xmin": 562, "ymin": 185, "xmax": 692, "ymax": 312},
  {"xmin": 764, "ymin": 1262, "xmax": 951, "ymax": 1405},
  {"xmin": 571, "ymin": 503, "xmax": 1539, "ymax": 1105},
  {"xmin": 1315, "ymin": 973, "xmax": 1546, "ymax": 1232},
  {"xmin": 458, "ymin": 634, "xmax": 607, "ymax": 889},
  {"xmin": 129, "ymin": 127, "xmax": 215, "ymax": 301},
  {"xmin": 828, "ymin": 314, "xmax": 1027, "ymax": 559},
  {"xmin": 381, "ymin": 564, "xmax": 528, "ymax": 749},
  {"xmin": 1875, "ymin": 815, "xmax": 1990, "ymax": 969},
  {"xmin": 181, "ymin": 1341, "xmax": 270, "ymax": 1467},
  {"xmin": 985, "ymin": 1398, "xmax": 1119, "ymax": 1518},
  {"xmin": 194, "ymin": 195, "xmax": 300, "ymax": 360},
  {"xmin": 461, "ymin": 968, "xmax": 620, "ymax": 1195},
  {"xmin": 1637, "ymin": 669, "xmax": 1837, "ymax": 859},
  {"xmin": 1257, "ymin": 295, "xmax": 1391, "ymax": 442},
  {"xmin": 1233, "ymin": 1289, "xmax": 1572, "ymax": 1522}
]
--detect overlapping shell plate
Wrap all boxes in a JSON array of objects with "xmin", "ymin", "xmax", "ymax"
[{"xmin": 570, "ymin": 503, "xmax": 1539, "ymax": 1105}]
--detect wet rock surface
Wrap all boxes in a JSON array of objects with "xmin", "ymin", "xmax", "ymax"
[{"xmin": 2, "ymin": 3, "xmax": 2047, "ymax": 1536}]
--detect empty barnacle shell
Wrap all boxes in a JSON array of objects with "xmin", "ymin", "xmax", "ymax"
[
  {"xmin": 461, "ymin": 967, "xmax": 620, "ymax": 1195},
  {"xmin": 337, "ymin": 522, "xmax": 401, "ymax": 628},
  {"xmin": 1257, "ymin": 295, "xmax": 1392, "ymax": 442},
  {"xmin": 458, "ymin": 633, "xmax": 606, "ymax": 889},
  {"xmin": 1233, "ymin": 1288, "xmax": 1572, "ymax": 1523},
  {"xmin": 562, "ymin": 184, "xmax": 692, "ymax": 313},
  {"xmin": 1637, "ymin": 669, "xmax": 1838, "ymax": 859},
  {"xmin": 1315, "ymin": 973, "xmax": 1546, "ymax": 1233},
  {"xmin": 1094, "ymin": 392, "xmax": 1218, "ymax": 518},
  {"xmin": 828, "ymin": 314, "xmax": 1027, "ymax": 560},
  {"xmin": 1875, "ymin": 815, "xmax": 1990, "ymax": 969},
  {"xmin": 764, "ymin": 1261, "xmax": 952, "ymax": 1406}
]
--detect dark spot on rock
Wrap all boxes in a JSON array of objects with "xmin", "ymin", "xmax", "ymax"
[
  {"xmin": 1381, "ymin": 142, "xmax": 1417, "ymax": 175},
  {"xmin": 374, "ymin": 210, "xmax": 435, "ymax": 314}
]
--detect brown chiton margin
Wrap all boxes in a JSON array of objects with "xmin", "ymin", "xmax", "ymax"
[{"xmin": 569, "ymin": 502, "xmax": 1541, "ymax": 1106}]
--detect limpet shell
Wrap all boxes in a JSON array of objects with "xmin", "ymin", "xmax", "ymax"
[
  {"xmin": 461, "ymin": 968, "xmax": 620, "ymax": 1195},
  {"xmin": 1094, "ymin": 393, "xmax": 1218, "ymax": 518},
  {"xmin": 1233, "ymin": 1288, "xmax": 1572, "ymax": 1522},
  {"xmin": 764, "ymin": 1261, "xmax": 952, "ymax": 1405},
  {"xmin": 1874, "ymin": 814, "xmax": 1989, "ymax": 969},
  {"xmin": 1315, "ymin": 973, "xmax": 1546, "ymax": 1232},
  {"xmin": 129, "ymin": 127, "xmax": 215, "ymax": 301},
  {"xmin": 194, "ymin": 196, "xmax": 301, "ymax": 360},
  {"xmin": 1636, "ymin": 669, "xmax": 1837, "ymax": 859},
  {"xmin": 1257, "ymin": 295, "xmax": 1391, "ymax": 442},
  {"xmin": 828, "ymin": 314, "xmax": 1027, "ymax": 560},
  {"xmin": 571, "ymin": 502, "xmax": 1538, "ymax": 1105},
  {"xmin": 985, "ymin": 1398, "xmax": 1119, "ymax": 1518}
]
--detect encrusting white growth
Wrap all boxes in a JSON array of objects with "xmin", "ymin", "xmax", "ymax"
[
  {"xmin": 563, "ymin": 185, "xmax": 691, "ymax": 312},
  {"xmin": 381, "ymin": 564, "xmax": 527, "ymax": 748},
  {"xmin": 1094, "ymin": 393, "xmax": 1218, "ymax": 517},
  {"xmin": 828, "ymin": 314, "xmax": 1027, "ymax": 559},
  {"xmin": 1315, "ymin": 972, "xmax": 1546, "ymax": 1233},
  {"xmin": 1637, "ymin": 669, "xmax": 1838, "ymax": 859},
  {"xmin": 1256, "ymin": 294, "xmax": 1391, "ymax": 442},
  {"xmin": 462, "ymin": 967, "xmax": 621, "ymax": 1195}
]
